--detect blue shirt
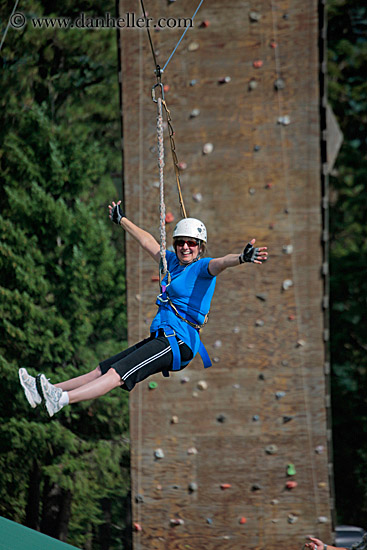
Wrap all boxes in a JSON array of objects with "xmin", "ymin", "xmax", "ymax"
[{"xmin": 150, "ymin": 251, "xmax": 217, "ymax": 357}]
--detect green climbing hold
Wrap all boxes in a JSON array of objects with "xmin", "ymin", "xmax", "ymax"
[
  {"xmin": 287, "ymin": 463, "xmax": 296, "ymax": 476},
  {"xmin": 149, "ymin": 381, "xmax": 158, "ymax": 390}
]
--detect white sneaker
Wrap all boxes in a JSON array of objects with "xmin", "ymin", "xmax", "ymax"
[
  {"xmin": 19, "ymin": 368, "xmax": 42, "ymax": 408},
  {"xmin": 40, "ymin": 374, "xmax": 63, "ymax": 417}
]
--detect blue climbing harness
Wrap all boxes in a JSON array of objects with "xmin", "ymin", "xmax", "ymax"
[{"xmin": 155, "ymin": 284, "xmax": 212, "ymax": 377}]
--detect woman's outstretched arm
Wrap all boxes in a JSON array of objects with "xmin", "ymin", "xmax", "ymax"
[
  {"xmin": 109, "ymin": 200, "xmax": 161, "ymax": 263},
  {"xmin": 208, "ymin": 238, "xmax": 268, "ymax": 276}
]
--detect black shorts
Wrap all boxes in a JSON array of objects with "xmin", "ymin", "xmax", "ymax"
[{"xmin": 99, "ymin": 331, "xmax": 193, "ymax": 392}]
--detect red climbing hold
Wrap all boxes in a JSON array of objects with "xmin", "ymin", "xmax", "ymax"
[
  {"xmin": 270, "ymin": 40, "xmax": 278, "ymax": 49},
  {"xmin": 200, "ymin": 20, "xmax": 210, "ymax": 28},
  {"xmin": 151, "ymin": 275, "xmax": 160, "ymax": 282},
  {"xmin": 163, "ymin": 84, "xmax": 170, "ymax": 93},
  {"xmin": 253, "ymin": 60, "xmax": 263, "ymax": 69},
  {"xmin": 134, "ymin": 522, "xmax": 142, "ymax": 532},
  {"xmin": 220, "ymin": 483, "xmax": 232, "ymax": 490},
  {"xmin": 239, "ymin": 517, "xmax": 247, "ymax": 524},
  {"xmin": 165, "ymin": 212, "xmax": 175, "ymax": 223},
  {"xmin": 286, "ymin": 481, "xmax": 298, "ymax": 490}
]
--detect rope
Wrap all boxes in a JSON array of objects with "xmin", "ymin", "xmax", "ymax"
[
  {"xmin": 157, "ymin": 97, "xmax": 168, "ymax": 277},
  {"xmin": 162, "ymin": 100, "xmax": 187, "ymax": 219},
  {"xmin": 0, "ymin": 0, "xmax": 20, "ymax": 52},
  {"xmin": 161, "ymin": 0, "xmax": 205, "ymax": 73}
]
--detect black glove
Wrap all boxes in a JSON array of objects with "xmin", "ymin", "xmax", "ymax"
[
  {"xmin": 239, "ymin": 242, "xmax": 259, "ymax": 264},
  {"xmin": 110, "ymin": 204, "xmax": 125, "ymax": 225}
]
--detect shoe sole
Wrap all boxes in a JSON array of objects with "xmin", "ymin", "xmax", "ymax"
[
  {"xmin": 19, "ymin": 368, "xmax": 41, "ymax": 408},
  {"xmin": 40, "ymin": 374, "xmax": 57, "ymax": 417}
]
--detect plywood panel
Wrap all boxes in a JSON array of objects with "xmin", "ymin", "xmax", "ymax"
[{"xmin": 119, "ymin": 0, "xmax": 332, "ymax": 547}]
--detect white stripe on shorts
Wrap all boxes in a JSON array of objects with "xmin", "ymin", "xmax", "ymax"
[{"xmin": 121, "ymin": 339, "xmax": 184, "ymax": 381}]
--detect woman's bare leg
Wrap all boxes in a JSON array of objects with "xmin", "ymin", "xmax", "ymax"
[
  {"xmin": 67, "ymin": 368, "xmax": 123, "ymax": 404},
  {"xmin": 55, "ymin": 366, "xmax": 102, "ymax": 391}
]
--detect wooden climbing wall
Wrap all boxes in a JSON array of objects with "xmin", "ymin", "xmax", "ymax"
[{"xmin": 118, "ymin": 0, "xmax": 333, "ymax": 548}]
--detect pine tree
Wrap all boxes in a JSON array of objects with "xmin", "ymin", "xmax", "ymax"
[{"xmin": 0, "ymin": 103, "xmax": 129, "ymax": 547}]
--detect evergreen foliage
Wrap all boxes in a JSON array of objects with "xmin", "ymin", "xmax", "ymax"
[
  {"xmin": 328, "ymin": 0, "xmax": 367, "ymax": 527},
  {"xmin": 0, "ymin": 1, "xmax": 130, "ymax": 548}
]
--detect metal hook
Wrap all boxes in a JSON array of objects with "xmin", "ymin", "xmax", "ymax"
[{"xmin": 151, "ymin": 82, "xmax": 165, "ymax": 103}]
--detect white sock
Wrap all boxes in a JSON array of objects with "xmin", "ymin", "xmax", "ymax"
[{"xmin": 59, "ymin": 391, "xmax": 69, "ymax": 407}]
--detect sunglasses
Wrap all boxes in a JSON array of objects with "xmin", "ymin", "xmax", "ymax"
[{"xmin": 175, "ymin": 239, "xmax": 199, "ymax": 248}]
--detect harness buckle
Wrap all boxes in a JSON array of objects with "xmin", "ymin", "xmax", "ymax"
[
  {"xmin": 164, "ymin": 329, "xmax": 176, "ymax": 338},
  {"xmin": 156, "ymin": 293, "xmax": 169, "ymax": 304}
]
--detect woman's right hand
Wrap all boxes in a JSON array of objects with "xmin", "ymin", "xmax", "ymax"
[{"xmin": 109, "ymin": 200, "xmax": 125, "ymax": 225}]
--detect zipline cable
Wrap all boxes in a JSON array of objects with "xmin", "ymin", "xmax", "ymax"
[{"xmin": 0, "ymin": 0, "xmax": 20, "ymax": 52}]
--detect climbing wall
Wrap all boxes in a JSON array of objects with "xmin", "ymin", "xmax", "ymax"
[{"xmin": 118, "ymin": 0, "xmax": 333, "ymax": 548}]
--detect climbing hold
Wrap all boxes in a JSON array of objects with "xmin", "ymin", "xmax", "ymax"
[
  {"xmin": 188, "ymin": 41, "xmax": 199, "ymax": 52},
  {"xmin": 148, "ymin": 381, "xmax": 158, "ymax": 390},
  {"xmin": 239, "ymin": 517, "xmax": 247, "ymax": 524},
  {"xmin": 269, "ymin": 222, "xmax": 275, "ymax": 229},
  {"xmin": 265, "ymin": 182, "xmax": 274, "ymax": 189},
  {"xmin": 214, "ymin": 339, "xmax": 222, "ymax": 348},
  {"xmin": 270, "ymin": 39, "xmax": 278, "ymax": 49},
  {"xmin": 189, "ymin": 79, "xmax": 197, "ymax": 86},
  {"xmin": 282, "ymin": 279, "xmax": 293, "ymax": 290},
  {"xmin": 192, "ymin": 192, "xmax": 202, "ymax": 203},
  {"xmin": 278, "ymin": 115, "xmax": 291, "ymax": 126},
  {"xmin": 318, "ymin": 482, "xmax": 327, "ymax": 488},
  {"xmin": 218, "ymin": 76, "xmax": 231, "ymax": 84},
  {"xmin": 282, "ymin": 245, "xmax": 293, "ymax": 255},
  {"xmin": 200, "ymin": 20, "xmax": 210, "ymax": 28},
  {"xmin": 202, "ymin": 142, "xmax": 214, "ymax": 155},
  {"xmin": 253, "ymin": 145, "xmax": 261, "ymax": 152},
  {"xmin": 187, "ymin": 447, "xmax": 198, "ymax": 455},
  {"xmin": 181, "ymin": 376, "xmax": 190, "ymax": 383},
  {"xmin": 285, "ymin": 481, "xmax": 298, "ymax": 489},
  {"xmin": 220, "ymin": 483, "xmax": 232, "ymax": 490},
  {"xmin": 154, "ymin": 448, "xmax": 165, "ymax": 459},
  {"xmin": 163, "ymin": 84, "xmax": 170, "ymax": 93},
  {"xmin": 178, "ymin": 161, "xmax": 187, "ymax": 170},
  {"xmin": 249, "ymin": 187, "xmax": 256, "ymax": 195},
  {"xmin": 134, "ymin": 523, "xmax": 142, "ymax": 532},
  {"xmin": 151, "ymin": 275, "xmax": 160, "ymax": 282},
  {"xmin": 258, "ymin": 373, "xmax": 265, "ymax": 381},
  {"xmin": 287, "ymin": 463, "xmax": 296, "ymax": 476},
  {"xmin": 283, "ymin": 415, "xmax": 294, "ymax": 423},
  {"xmin": 255, "ymin": 319, "xmax": 265, "ymax": 327},
  {"xmin": 213, "ymin": 357, "xmax": 220, "ymax": 363},
  {"xmin": 253, "ymin": 60, "xmax": 263, "ymax": 69},
  {"xmin": 248, "ymin": 79, "xmax": 258, "ymax": 91},
  {"xmin": 190, "ymin": 108, "xmax": 200, "ymax": 118},
  {"xmin": 188, "ymin": 482, "xmax": 198, "ymax": 492},
  {"xmin": 249, "ymin": 11, "xmax": 261, "ymax": 22},
  {"xmin": 152, "ymin": 180, "xmax": 160, "ymax": 188},
  {"xmin": 288, "ymin": 514, "xmax": 298, "ymax": 524},
  {"xmin": 281, "ymin": 360, "xmax": 289, "ymax": 367},
  {"xmin": 275, "ymin": 391, "xmax": 286, "ymax": 399},
  {"xmin": 283, "ymin": 13, "xmax": 289, "ymax": 20},
  {"xmin": 253, "ymin": 415, "xmax": 260, "ymax": 422},
  {"xmin": 318, "ymin": 516, "xmax": 328, "ymax": 524},
  {"xmin": 271, "ymin": 499, "xmax": 279, "ymax": 505},
  {"xmin": 206, "ymin": 518, "xmax": 213, "ymax": 525},
  {"xmin": 171, "ymin": 415, "xmax": 179, "ymax": 424},
  {"xmin": 165, "ymin": 212, "xmax": 175, "ymax": 223},
  {"xmin": 265, "ymin": 444, "xmax": 278, "ymax": 455},
  {"xmin": 135, "ymin": 294, "xmax": 141, "ymax": 301},
  {"xmin": 296, "ymin": 339, "xmax": 306, "ymax": 347},
  {"xmin": 288, "ymin": 314, "xmax": 296, "ymax": 321},
  {"xmin": 233, "ymin": 383, "xmax": 240, "ymax": 389},
  {"xmin": 233, "ymin": 326, "xmax": 240, "ymax": 333},
  {"xmin": 256, "ymin": 293, "xmax": 268, "ymax": 301},
  {"xmin": 252, "ymin": 484, "xmax": 262, "ymax": 491},
  {"xmin": 197, "ymin": 380, "xmax": 208, "ymax": 391},
  {"xmin": 135, "ymin": 494, "xmax": 144, "ymax": 503},
  {"xmin": 150, "ymin": 145, "xmax": 157, "ymax": 154},
  {"xmin": 315, "ymin": 445, "xmax": 324, "ymax": 454},
  {"xmin": 192, "ymin": 391, "xmax": 199, "ymax": 398},
  {"xmin": 156, "ymin": 484, "xmax": 163, "ymax": 490},
  {"xmin": 217, "ymin": 414, "xmax": 226, "ymax": 423},
  {"xmin": 170, "ymin": 518, "xmax": 185, "ymax": 526},
  {"xmin": 274, "ymin": 78, "xmax": 285, "ymax": 90},
  {"xmin": 247, "ymin": 343, "xmax": 255, "ymax": 349}
]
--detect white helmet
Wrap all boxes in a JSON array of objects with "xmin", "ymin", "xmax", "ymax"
[{"xmin": 172, "ymin": 218, "xmax": 207, "ymax": 243}]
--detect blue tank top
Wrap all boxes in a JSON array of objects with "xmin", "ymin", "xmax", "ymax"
[{"xmin": 150, "ymin": 251, "xmax": 217, "ymax": 357}]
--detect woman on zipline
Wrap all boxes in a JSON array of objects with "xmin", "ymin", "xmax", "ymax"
[{"xmin": 19, "ymin": 200, "xmax": 268, "ymax": 417}]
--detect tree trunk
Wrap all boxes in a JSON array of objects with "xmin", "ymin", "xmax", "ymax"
[{"xmin": 25, "ymin": 459, "xmax": 41, "ymax": 530}]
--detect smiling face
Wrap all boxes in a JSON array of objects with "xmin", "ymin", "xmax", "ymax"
[{"xmin": 174, "ymin": 237, "xmax": 201, "ymax": 265}]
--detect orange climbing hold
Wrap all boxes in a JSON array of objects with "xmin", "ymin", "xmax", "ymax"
[
  {"xmin": 286, "ymin": 481, "xmax": 298, "ymax": 489},
  {"xmin": 165, "ymin": 212, "xmax": 175, "ymax": 223},
  {"xmin": 239, "ymin": 517, "xmax": 247, "ymax": 524},
  {"xmin": 253, "ymin": 60, "xmax": 263, "ymax": 68},
  {"xmin": 220, "ymin": 483, "xmax": 232, "ymax": 490},
  {"xmin": 134, "ymin": 522, "xmax": 142, "ymax": 532}
]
